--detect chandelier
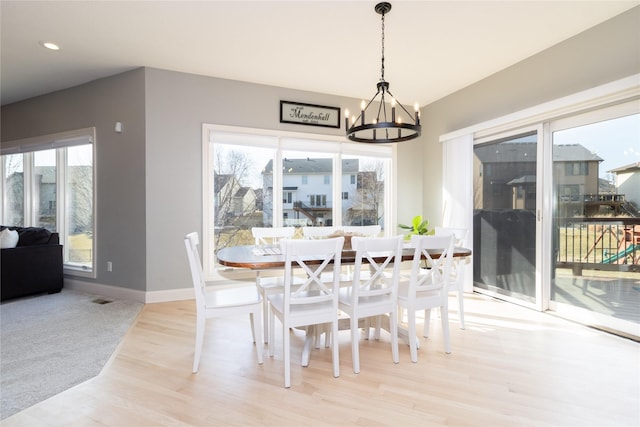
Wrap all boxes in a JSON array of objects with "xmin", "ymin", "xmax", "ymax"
[{"xmin": 345, "ymin": 2, "xmax": 421, "ymax": 143}]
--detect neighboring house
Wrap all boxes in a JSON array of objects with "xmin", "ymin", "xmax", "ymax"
[
  {"xmin": 214, "ymin": 173, "xmax": 257, "ymax": 225},
  {"xmin": 5, "ymin": 166, "xmax": 91, "ymax": 232},
  {"xmin": 35, "ymin": 166, "xmax": 56, "ymax": 230},
  {"xmin": 474, "ymin": 142, "xmax": 603, "ymax": 214},
  {"xmin": 609, "ymin": 162, "xmax": 640, "ymax": 215},
  {"xmin": 261, "ymin": 158, "xmax": 382, "ymax": 226}
]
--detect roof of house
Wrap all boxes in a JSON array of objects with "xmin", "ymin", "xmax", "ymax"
[
  {"xmin": 608, "ymin": 161, "xmax": 640, "ymax": 174},
  {"xmin": 474, "ymin": 142, "xmax": 603, "ymax": 163},
  {"xmin": 264, "ymin": 158, "xmax": 360, "ymax": 174}
]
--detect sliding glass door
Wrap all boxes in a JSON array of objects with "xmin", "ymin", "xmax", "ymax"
[
  {"xmin": 472, "ymin": 131, "xmax": 540, "ymax": 307},
  {"xmin": 550, "ymin": 105, "xmax": 640, "ymax": 337}
]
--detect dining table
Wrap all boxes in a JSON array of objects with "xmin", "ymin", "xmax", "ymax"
[
  {"xmin": 216, "ymin": 243, "xmax": 472, "ymax": 270},
  {"xmin": 215, "ymin": 242, "xmax": 472, "ymax": 365}
]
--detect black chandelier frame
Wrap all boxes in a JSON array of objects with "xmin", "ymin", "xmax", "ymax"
[{"xmin": 345, "ymin": 2, "xmax": 422, "ymax": 144}]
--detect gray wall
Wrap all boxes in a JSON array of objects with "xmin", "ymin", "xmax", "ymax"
[
  {"xmin": 420, "ymin": 6, "xmax": 640, "ymax": 225},
  {"xmin": 1, "ymin": 69, "xmax": 148, "ymax": 291},
  {"xmin": 1, "ymin": 67, "xmax": 387, "ymax": 293},
  {"xmin": 144, "ymin": 69, "xmax": 369, "ymax": 291}
]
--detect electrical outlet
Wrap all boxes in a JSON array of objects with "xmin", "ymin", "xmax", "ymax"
[{"xmin": 107, "ymin": 261, "xmax": 113, "ymax": 272}]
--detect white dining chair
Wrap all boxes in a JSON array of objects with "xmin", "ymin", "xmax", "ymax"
[
  {"xmin": 251, "ymin": 226, "xmax": 299, "ymax": 343},
  {"xmin": 434, "ymin": 226, "xmax": 469, "ymax": 329},
  {"xmin": 338, "ymin": 235, "xmax": 404, "ymax": 373},
  {"xmin": 184, "ymin": 232, "xmax": 263, "ymax": 373},
  {"xmin": 398, "ymin": 234, "xmax": 455, "ymax": 362},
  {"xmin": 268, "ymin": 236, "xmax": 344, "ymax": 388}
]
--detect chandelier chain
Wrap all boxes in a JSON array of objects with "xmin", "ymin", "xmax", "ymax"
[{"xmin": 380, "ymin": 9, "xmax": 385, "ymax": 83}]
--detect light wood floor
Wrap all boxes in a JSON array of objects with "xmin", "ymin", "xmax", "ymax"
[{"xmin": 3, "ymin": 293, "xmax": 639, "ymax": 426}]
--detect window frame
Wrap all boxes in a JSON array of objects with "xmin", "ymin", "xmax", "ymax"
[
  {"xmin": 1, "ymin": 127, "xmax": 97, "ymax": 277},
  {"xmin": 202, "ymin": 124, "xmax": 396, "ymax": 281}
]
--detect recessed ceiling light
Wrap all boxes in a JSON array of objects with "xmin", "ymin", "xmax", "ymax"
[{"xmin": 39, "ymin": 41, "xmax": 61, "ymax": 51}]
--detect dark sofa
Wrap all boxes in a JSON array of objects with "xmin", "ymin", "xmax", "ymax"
[{"xmin": 1, "ymin": 226, "xmax": 64, "ymax": 301}]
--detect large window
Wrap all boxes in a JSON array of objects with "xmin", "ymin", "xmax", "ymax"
[
  {"xmin": 203, "ymin": 125, "xmax": 395, "ymax": 279},
  {"xmin": 1, "ymin": 129, "xmax": 96, "ymax": 275}
]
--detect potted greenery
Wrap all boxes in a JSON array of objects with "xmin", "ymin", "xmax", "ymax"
[{"xmin": 398, "ymin": 215, "xmax": 434, "ymax": 239}]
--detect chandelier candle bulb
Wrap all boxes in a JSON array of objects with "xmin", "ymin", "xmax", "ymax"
[{"xmin": 391, "ymin": 100, "xmax": 396, "ymax": 123}]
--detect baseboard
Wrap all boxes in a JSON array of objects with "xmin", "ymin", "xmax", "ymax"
[
  {"xmin": 64, "ymin": 278, "xmax": 148, "ymax": 302},
  {"xmin": 63, "ymin": 279, "xmax": 240, "ymax": 304}
]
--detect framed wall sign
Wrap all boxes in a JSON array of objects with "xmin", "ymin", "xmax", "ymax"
[{"xmin": 280, "ymin": 101, "xmax": 341, "ymax": 129}]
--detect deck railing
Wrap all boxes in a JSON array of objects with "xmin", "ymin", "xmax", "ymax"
[{"xmin": 556, "ymin": 217, "xmax": 640, "ymax": 272}]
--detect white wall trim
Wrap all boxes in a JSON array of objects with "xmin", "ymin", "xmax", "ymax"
[
  {"xmin": 64, "ymin": 279, "xmax": 260, "ymax": 304},
  {"xmin": 64, "ymin": 278, "xmax": 147, "ymax": 303},
  {"xmin": 439, "ymin": 74, "xmax": 640, "ymax": 142}
]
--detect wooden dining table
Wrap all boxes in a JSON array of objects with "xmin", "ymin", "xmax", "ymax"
[{"xmin": 216, "ymin": 244, "xmax": 472, "ymax": 270}]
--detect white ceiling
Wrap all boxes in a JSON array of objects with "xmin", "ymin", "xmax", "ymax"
[{"xmin": 1, "ymin": 1, "xmax": 638, "ymax": 107}]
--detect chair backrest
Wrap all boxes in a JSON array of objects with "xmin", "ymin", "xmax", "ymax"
[
  {"xmin": 302, "ymin": 226, "xmax": 340, "ymax": 240},
  {"xmin": 343, "ymin": 225, "xmax": 382, "ymax": 237},
  {"xmin": 281, "ymin": 237, "xmax": 345, "ymax": 308},
  {"xmin": 252, "ymin": 226, "xmax": 295, "ymax": 245},
  {"xmin": 407, "ymin": 234, "xmax": 455, "ymax": 297},
  {"xmin": 348, "ymin": 235, "xmax": 404, "ymax": 303},
  {"xmin": 184, "ymin": 232, "xmax": 206, "ymax": 309},
  {"xmin": 434, "ymin": 227, "xmax": 468, "ymax": 247}
]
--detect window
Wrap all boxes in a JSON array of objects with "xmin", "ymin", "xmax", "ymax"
[
  {"xmin": 203, "ymin": 125, "xmax": 395, "ymax": 279},
  {"xmin": 565, "ymin": 161, "xmax": 588, "ymax": 176},
  {"xmin": 3, "ymin": 154, "xmax": 24, "ymax": 226},
  {"xmin": 1, "ymin": 128, "xmax": 95, "ymax": 275},
  {"xmin": 309, "ymin": 194, "xmax": 327, "ymax": 207},
  {"xmin": 34, "ymin": 150, "xmax": 56, "ymax": 229}
]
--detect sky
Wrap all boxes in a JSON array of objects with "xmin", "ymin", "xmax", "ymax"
[{"xmin": 553, "ymin": 112, "xmax": 640, "ymax": 180}]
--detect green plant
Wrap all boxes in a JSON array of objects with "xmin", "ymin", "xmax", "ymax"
[{"xmin": 398, "ymin": 215, "xmax": 434, "ymax": 238}]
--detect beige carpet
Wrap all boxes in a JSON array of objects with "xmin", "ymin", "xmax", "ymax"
[{"xmin": 0, "ymin": 289, "xmax": 142, "ymax": 419}]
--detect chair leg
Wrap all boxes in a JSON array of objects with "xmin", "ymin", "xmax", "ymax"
[
  {"xmin": 331, "ymin": 320, "xmax": 340, "ymax": 378},
  {"xmin": 389, "ymin": 310, "xmax": 399, "ymax": 364},
  {"xmin": 193, "ymin": 315, "xmax": 205, "ymax": 373},
  {"xmin": 249, "ymin": 312, "xmax": 257, "ymax": 343},
  {"xmin": 361, "ymin": 317, "xmax": 373, "ymax": 340},
  {"xmin": 423, "ymin": 309, "xmax": 432, "ymax": 338},
  {"xmin": 407, "ymin": 309, "xmax": 418, "ymax": 363},
  {"xmin": 284, "ymin": 321, "xmax": 291, "ymax": 388},
  {"xmin": 268, "ymin": 306, "xmax": 276, "ymax": 357},
  {"xmin": 374, "ymin": 315, "xmax": 382, "ymax": 340},
  {"xmin": 458, "ymin": 289, "xmax": 466, "ymax": 330},
  {"xmin": 441, "ymin": 306, "xmax": 452, "ymax": 354},
  {"xmin": 250, "ymin": 311, "xmax": 264, "ymax": 364},
  {"xmin": 351, "ymin": 318, "xmax": 360, "ymax": 374},
  {"xmin": 262, "ymin": 296, "xmax": 269, "ymax": 344}
]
